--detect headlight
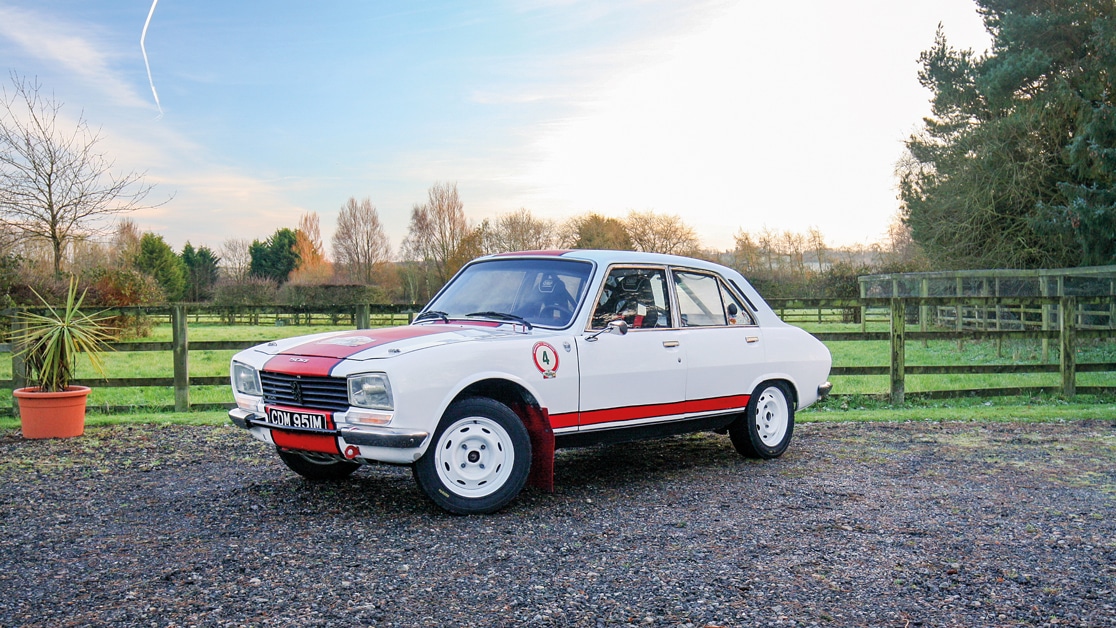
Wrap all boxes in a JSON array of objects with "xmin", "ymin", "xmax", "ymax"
[
  {"xmin": 348, "ymin": 373, "xmax": 393, "ymax": 410},
  {"xmin": 232, "ymin": 362, "xmax": 262, "ymax": 396}
]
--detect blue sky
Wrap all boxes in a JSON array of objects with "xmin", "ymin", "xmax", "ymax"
[{"xmin": 0, "ymin": 0, "xmax": 990, "ymax": 255}]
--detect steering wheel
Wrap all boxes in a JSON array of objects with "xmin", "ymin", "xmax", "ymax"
[{"xmin": 539, "ymin": 302, "xmax": 574, "ymax": 321}]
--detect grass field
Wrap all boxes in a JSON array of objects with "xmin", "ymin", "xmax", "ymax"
[{"xmin": 0, "ymin": 316, "xmax": 1113, "ymax": 429}]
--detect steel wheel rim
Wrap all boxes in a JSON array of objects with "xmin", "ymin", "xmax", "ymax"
[
  {"xmin": 434, "ymin": 417, "xmax": 514, "ymax": 498},
  {"xmin": 754, "ymin": 387, "xmax": 789, "ymax": 446}
]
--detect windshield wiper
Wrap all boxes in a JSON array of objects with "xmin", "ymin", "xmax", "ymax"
[
  {"xmin": 465, "ymin": 311, "xmax": 533, "ymax": 330},
  {"xmin": 414, "ymin": 310, "xmax": 450, "ymax": 323}
]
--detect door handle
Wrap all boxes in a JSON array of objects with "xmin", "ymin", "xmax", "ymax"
[
  {"xmin": 662, "ymin": 340, "xmax": 680, "ymax": 348},
  {"xmin": 746, "ymin": 336, "xmax": 759, "ymax": 344}
]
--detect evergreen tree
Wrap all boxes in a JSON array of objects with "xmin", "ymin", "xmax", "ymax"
[
  {"xmin": 249, "ymin": 228, "xmax": 300, "ymax": 284},
  {"xmin": 135, "ymin": 232, "xmax": 186, "ymax": 301},
  {"xmin": 901, "ymin": 1, "xmax": 1115, "ymax": 268},
  {"xmin": 181, "ymin": 242, "xmax": 220, "ymax": 301}
]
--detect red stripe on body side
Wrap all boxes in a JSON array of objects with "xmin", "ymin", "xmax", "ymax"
[
  {"xmin": 272, "ymin": 430, "xmax": 341, "ymax": 455},
  {"xmin": 549, "ymin": 412, "xmax": 578, "ymax": 429},
  {"xmin": 577, "ymin": 394, "xmax": 751, "ymax": 427},
  {"xmin": 685, "ymin": 394, "xmax": 751, "ymax": 415}
]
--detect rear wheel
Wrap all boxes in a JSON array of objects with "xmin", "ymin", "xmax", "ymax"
[
  {"xmin": 729, "ymin": 382, "xmax": 794, "ymax": 459},
  {"xmin": 277, "ymin": 449, "xmax": 360, "ymax": 480},
  {"xmin": 413, "ymin": 398, "xmax": 531, "ymax": 515}
]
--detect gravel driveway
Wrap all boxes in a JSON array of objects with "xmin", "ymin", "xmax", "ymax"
[{"xmin": 1, "ymin": 419, "xmax": 1114, "ymax": 627}]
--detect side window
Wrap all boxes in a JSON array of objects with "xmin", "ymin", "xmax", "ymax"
[
  {"xmin": 720, "ymin": 282, "xmax": 755, "ymax": 326},
  {"xmin": 590, "ymin": 267, "xmax": 672, "ymax": 329},
  {"xmin": 673, "ymin": 271, "xmax": 726, "ymax": 326}
]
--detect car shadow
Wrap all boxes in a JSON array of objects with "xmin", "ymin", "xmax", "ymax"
[{"xmin": 232, "ymin": 432, "xmax": 765, "ymax": 519}]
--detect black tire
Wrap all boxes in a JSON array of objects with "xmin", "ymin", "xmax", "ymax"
[
  {"xmin": 413, "ymin": 398, "xmax": 531, "ymax": 515},
  {"xmin": 277, "ymin": 449, "xmax": 360, "ymax": 480},
  {"xmin": 729, "ymin": 381, "xmax": 795, "ymax": 459}
]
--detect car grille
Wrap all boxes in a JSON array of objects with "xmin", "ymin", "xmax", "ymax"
[{"xmin": 260, "ymin": 371, "xmax": 350, "ymax": 413}]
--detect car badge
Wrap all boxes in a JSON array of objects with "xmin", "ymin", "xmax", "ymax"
[{"xmin": 289, "ymin": 357, "xmax": 310, "ymax": 363}]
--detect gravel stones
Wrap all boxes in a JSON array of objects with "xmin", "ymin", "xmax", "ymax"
[{"xmin": 1, "ymin": 419, "xmax": 1113, "ymax": 627}]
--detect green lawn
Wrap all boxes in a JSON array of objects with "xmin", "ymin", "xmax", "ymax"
[{"xmin": 1, "ymin": 316, "xmax": 1113, "ymax": 418}]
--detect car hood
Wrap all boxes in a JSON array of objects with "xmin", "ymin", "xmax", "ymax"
[{"xmin": 251, "ymin": 323, "xmax": 519, "ymax": 361}]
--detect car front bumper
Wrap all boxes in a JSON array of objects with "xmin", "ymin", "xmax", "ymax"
[{"xmin": 228, "ymin": 408, "xmax": 429, "ymax": 449}]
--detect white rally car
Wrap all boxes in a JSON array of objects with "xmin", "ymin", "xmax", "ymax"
[{"xmin": 229, "ymin": 250, "xmax": 831, "ymax": 514}]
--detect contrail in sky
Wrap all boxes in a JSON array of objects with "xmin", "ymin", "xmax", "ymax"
[{"xmin": 141, "ymin": 0, "xmax": 162, "ymax": 118}]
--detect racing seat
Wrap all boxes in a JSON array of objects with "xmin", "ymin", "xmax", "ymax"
[{"xmin": 532, "ymin": 273, "xmax": 576, "ymax": 323}]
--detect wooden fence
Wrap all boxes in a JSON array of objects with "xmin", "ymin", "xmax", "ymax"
[{"xmin": 1, "ymin": 297, "xmax": 1113, "ymax": 415}]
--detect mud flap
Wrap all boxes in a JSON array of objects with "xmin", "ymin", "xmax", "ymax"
[{"xmin": 514, "ymin": 403, "xmax": 555, "ymax": 493}]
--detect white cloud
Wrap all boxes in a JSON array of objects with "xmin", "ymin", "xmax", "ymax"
[
  {"xmin": 0, "ymin": 4, "xmax": 150, "ymax": 109},
  {"xmin": 505, "ymin": 0, "xmax": 990, "ymax": 249}
]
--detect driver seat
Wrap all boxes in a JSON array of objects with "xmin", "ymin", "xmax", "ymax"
[{"xmin": 533, "ymin": 273, "xmax": 575, "ymax": 322}]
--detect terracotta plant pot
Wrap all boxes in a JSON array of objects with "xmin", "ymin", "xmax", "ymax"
[{"xmin": 13, "ymin": 386, "xmax": 91, "ymax": 439}]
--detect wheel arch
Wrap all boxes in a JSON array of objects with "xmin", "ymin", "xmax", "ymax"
[
  {"xmin": 447, "ymin": 377, "xmax": 556, "ymax": 493},
  {"xmin": 750, "ymin": 376, "xmax": 800, "ymax": 410}
]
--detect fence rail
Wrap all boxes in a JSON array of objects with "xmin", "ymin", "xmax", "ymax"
[{"xmin": 1, "ymin": 298, "xmax": 1113, "ymax": 415}]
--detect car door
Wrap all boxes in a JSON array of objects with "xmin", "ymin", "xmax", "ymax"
[
  {"xmin": 672, "ymin": 269, "xmax": 764, "ymax": 416},
  {"xmin": 575, "ymin": 266, "xmax": 686, "ymax": 430}
]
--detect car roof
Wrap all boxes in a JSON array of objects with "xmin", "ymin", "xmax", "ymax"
[{"xmin": 487, "ymin": 249, "xmax": 732, "ymax": 273}]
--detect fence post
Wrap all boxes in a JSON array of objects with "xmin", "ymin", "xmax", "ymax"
[
  {"xmin": 172, "ymin": 304, "xmax": 190, "ymax": 412},
  {"xmin": 356, "ymin": 303, "xmax": 371, "ymax": 330},
  {"xmin": 890, "ymin": 298, "xmax": 905, "ymax": 405},
  {"xmin": 920, "ymin": 278, "xmax": 929, "ymax": 349},
  {"xmin": 1060, "ymin": 296, "xmax": 1076, "ymax": 397},
  {"xmin": 859, "ymin": 281, "xmax": 867, "ymax": 333},
  {"xmin": 10, "ymin": 316, "xmax": 25, "ymax": 418}
]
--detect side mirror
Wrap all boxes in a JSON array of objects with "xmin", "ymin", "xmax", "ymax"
[
  {"xmin": 586, "ymin": 318, "xmax": 629, "ymax": 341},
  {"xmin": 727, "ymin": 303, "xmax": 738, "ymax": 317}
]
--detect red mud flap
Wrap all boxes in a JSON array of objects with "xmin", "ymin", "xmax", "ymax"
[{"xmin": 514, "ymin": 404, "xmax": 555, "ymax": 493}]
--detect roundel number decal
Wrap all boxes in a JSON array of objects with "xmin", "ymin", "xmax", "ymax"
[{"xmin": 532, "ymin": 342, "xmax": 559, "ymax": 378}]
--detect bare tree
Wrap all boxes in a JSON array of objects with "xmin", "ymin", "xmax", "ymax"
[
  {"xmin": 480, "ymin": 208, "xmax": 557, "ymax": 254},
  {"xmin": 729, "ymin": 229, "xmax": 761, "ymax": 273},
  {"xmin": 111, "ymin": 218, "xmax": 142, "ymax": 268},
  {"xmin": 400, "ymin": 182, "xmax": 471, "ymax": 284},
  {"xmin": 780, "ymin": 230, "xmax": 808, "ymax": 279},
  {"xmin": 332, "ymin": 197, "xmax": 391, "ymax": 285},
  {"xmin": 624, "ymin": 210, "xmax": 700, "ymax": 255},
  {"xmin": 290, "ymin": 211, "xmax": 332, "ymax": 285},
  {"xmin": 0, "ymin": 74, "xmax": 156, "ymax": 275},
  {"xmin": 219, "ymin": 237, "xmax": 253, "ymax": 282},
  {"xmin": 807, "ymin": 227, "xmax": 828, "ymax": 272},
  {"xmin": 557, "ymin": 213, "xmax": 632, "ymax": 250}
]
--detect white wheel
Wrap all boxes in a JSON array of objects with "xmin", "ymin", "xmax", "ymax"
[
  {"xmin": 729, "ymin": 381, "xmax": 795, "ymax": 459},
  {"xmin": 413, "ymin": 398, "xmax": 531, "ymax": 514},
  {"xmin": 433, "ymin": 416, "xmax": 515, "ymax": 498},
  {"xmin": 754, "ymin": 386, "xmax": 790, "ymax": 447}
]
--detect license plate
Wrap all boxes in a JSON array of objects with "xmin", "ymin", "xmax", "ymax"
[{"xmin": 265, "ymin": 407, "xmax": 330, "ymax": 431}]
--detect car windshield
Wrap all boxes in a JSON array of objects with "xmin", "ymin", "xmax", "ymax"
[{"xmin": 424, "ymin": 258, "xmax": 593, "ymax": 328}]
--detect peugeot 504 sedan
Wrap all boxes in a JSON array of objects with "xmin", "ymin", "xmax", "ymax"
[{"xmin": 229, "ymin": 250, "xmax": 832, "ymax": 514}]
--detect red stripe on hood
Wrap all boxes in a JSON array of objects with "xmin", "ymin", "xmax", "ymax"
[{"xmin": 263, "ymin": 326, "xmax": 457, "ymax": 376}]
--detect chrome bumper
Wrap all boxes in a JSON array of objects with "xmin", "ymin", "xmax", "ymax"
[
  {"xmin": 228, "ymin": 408, "xmax": 428, "ymax": 449},
  {"xmin": 818, "ymin": 381, "xmax": 833, "ymax": 400}
]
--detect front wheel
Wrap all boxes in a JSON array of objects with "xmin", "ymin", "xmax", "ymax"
[
  {"xmin": 277, "ymin": 449, "xmax": 360, "ymax": 480},
  {"xmin": 413, "ymin": 398, "xmax": 531, "ymax": 515},
  {"xmin": 729, "ymin": 382, "xmax": 794, "ymax": 459}
]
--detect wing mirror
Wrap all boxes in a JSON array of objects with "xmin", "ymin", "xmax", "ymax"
[{"xmin": 586, "ymin": 319, "xmax": 629, "ymax": 342}]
